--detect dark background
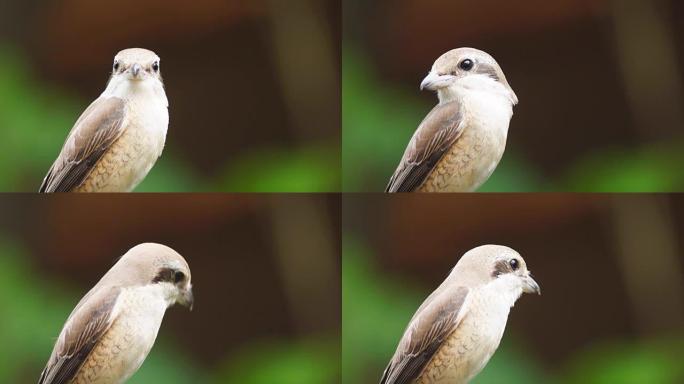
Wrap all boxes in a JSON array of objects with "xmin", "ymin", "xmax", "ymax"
[
  {"xmin": 0, "ymin": 0, "xmax": 341, "ymax": 192},
  {"xmin": 343, "ymin": 0, "xmax": 684, "ymax": 192},
  {"xmin": 0, "ymin": 194, "xmax": 341, "ymax": 383},
  {"xmin": 343, "ymin": 194, "xmax": 684, "ymax": 383}
]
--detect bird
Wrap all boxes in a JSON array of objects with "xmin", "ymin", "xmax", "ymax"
[
  {"xmin": 38, "ymin": 243, "xmax": 193, "ymax": 384},
  {"xmin": 386, "ymin": 48, "xmax": 518, "ymax": 192},
  {"xmin": 380, "ymin": 245, "xmax": 539, "ymax": 384},
  {"xmin": 39, "ymin": 48, "xmax": 169, "ymax": 193}
]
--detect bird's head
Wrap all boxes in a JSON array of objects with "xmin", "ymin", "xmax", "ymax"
[
  {"xmin": 111, "ymin": 48, "xmax": 163, "ymax": 83},
  {"xmin": 420, "ymin": 48, "xmax": 518, "ymax": 106},
  {"xmin": 451, "ymin": 244, "xmax": 540, "ymax": 297},
  {"xmin": 116, "ymin": 243, "xmax": 194, "ymax": 311}
]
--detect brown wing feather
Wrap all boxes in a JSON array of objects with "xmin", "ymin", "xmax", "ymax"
[
  {"xmin": 386, "ymin": 102, "xmax": 465, "ymax": 192},
  {"xmin": 380, "ymin": 286, "xmax": 469, "ymax": 384},
  {"xmin": 38, "ymin": 286, "xmax": 120, "ymax": 384},
  {"xmin": 39, "ymin": 97, "xmax": 126, "ymax": 193}
]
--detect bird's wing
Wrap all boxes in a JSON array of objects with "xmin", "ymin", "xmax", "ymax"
[
  {"xmin": 386, "ymin": 101, "xmax": 466, "ymax": 192},
  {"xmin": 39, "ymin": 97, "xmax": 127, "ymax": 192},
  {"xmin": 380, "ymin": 286, "xmax": 470, "ymax": 384},
  {"xmin": 38, "ymin": 286, "xmax": 121, "ymax": 384}
]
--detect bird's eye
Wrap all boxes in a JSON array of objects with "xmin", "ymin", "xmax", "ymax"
[
  {"xmin": 174, "ymin": 271, "xmax": 185, "ymax": 283},
  {"xmin": 459, "ymin": 59, "xmax": 474, "ymax": 71},
  {"xmin": 152, "ymin": 61, "xmax": 159, "ymax": 72},
  {"xmin": 509, "ymin": 259, "xmax": 520, "ymax": 271},
  {"xmin": 113, "ymin": 61, "xmax": 120, "ymax": 71}
]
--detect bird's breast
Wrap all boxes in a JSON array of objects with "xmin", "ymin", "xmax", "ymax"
[
  {"xmin": 126, "ymin": 97, "xmax": 169, "ymax": 161},
  {"xmin": 416, "ymin": 291, "xmax": 512, "ymax": 384},
  {"xmin": 73, "ymin": 287, "xmax": 169, "ymax": 384},
  {"xmin": 419, "ymin": 94, "xmax": 512, "ymax": 192},
  {"xmin": 77, "ymin": 98, "xmax": 168, "ymax": 192}
]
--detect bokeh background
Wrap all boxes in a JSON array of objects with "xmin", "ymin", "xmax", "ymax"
[
  {"xmin": 343, "ymin": 194, "xmax": 684, "ymax": 383},
  {"xmin": 343, "ymin": 0, "xmax": 684, "ymax": 192},
  {"xmin": 0, "ymin": 194, "xmax": 341, "ymax": 383},
  {"xmin": 0, "ymin": 0, "xmax": 340, "ymax": 192}
]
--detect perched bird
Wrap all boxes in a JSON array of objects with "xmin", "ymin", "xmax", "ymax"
[
  {"xmin": 39, "ymin": 48, "xmax": 169, "ymax": 192},
  {"xmin": 38, "ymin": 243, "xmax": 193, "ymax": 384},
  {"xmin": 386, "ymin": 48, "xmax": 518, "ymax": 192},
  {"xmin": 380, "ymin": 245, "xmax": 539, "ymax": 384}
]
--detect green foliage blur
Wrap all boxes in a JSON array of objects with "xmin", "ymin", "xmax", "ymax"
[
  {"xmin": 0, "ymin": 236, "xmax": 339, "ymax": 384},
  {"xmin": 342, "ymin": 47, "xmax": 684, "ymax": 192},
  {"xmin": 0, "ymin": 44, "xmax": 339, "ymax": 193},
  {"xmin": 342, "ymin": 235, "xmax": 684, "ymax": 384}
]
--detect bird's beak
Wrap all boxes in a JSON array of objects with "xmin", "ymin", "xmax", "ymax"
[
  {"xmin": 509, "ymin": 89, "xmax": 519, "ymax": 106},
  {"xmin": 522, "ymin": 273, "xmax": 541, "ymax": 295},
  {"xmin": 420, "ymin": 70, "xmax": 456, "ymax": 91},
  {"xmin": 180, "ymin": 286, "xmax": 194, "ymax": 311},
  {"xmin": 131, "ymin": 63, "xmax": 142, "ymax": 78}
]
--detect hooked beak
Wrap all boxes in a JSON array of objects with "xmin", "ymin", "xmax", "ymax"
[
  {"xmin": 130, "ymin": 63, "xmax": 142, "ymax": 78},
  {"xmin": 420, "ymin": 70, "xmax": 456, "ymax": 91},
  {"xmin": 509, "ymin": 88, "xmax": 519, "ymax": 106},
  {"xmin": 180, "ymin": 286, "xmax": 194, "ymax": 311},
  {"xmin": 522, "ymin": 273, "xmax": 541, "ymax": 295}
]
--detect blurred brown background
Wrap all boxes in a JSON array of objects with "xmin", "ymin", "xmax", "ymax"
[
  {"xmin": 343, "ymin": 0, "xmax": 684, "ymax": 192},
  {"xmin": 0, "ymin": 0, "xmax": 340, "ymax": 192},
  {"xmin": 0, "ymin": 194, "xmax": 340, "ymax": 383},
  {"xmin": 343, "ymin": 194, "xmax": 684, "ymax": 383}
]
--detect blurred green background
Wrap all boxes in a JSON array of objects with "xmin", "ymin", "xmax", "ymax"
[
  {"xmin": 343, "ymin": 194, "xmax": 684, "ymax": 383},
  {"xmin": 0, "ymin": 0, "xmax": 340, "ymax": 192},
  {"xmin": 343, "ymin": 0, "xmax": 684, "ymax": 192},
  {"xmin": 0, "ymin": 195, "xmax": 341, "ymax": 383}
]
